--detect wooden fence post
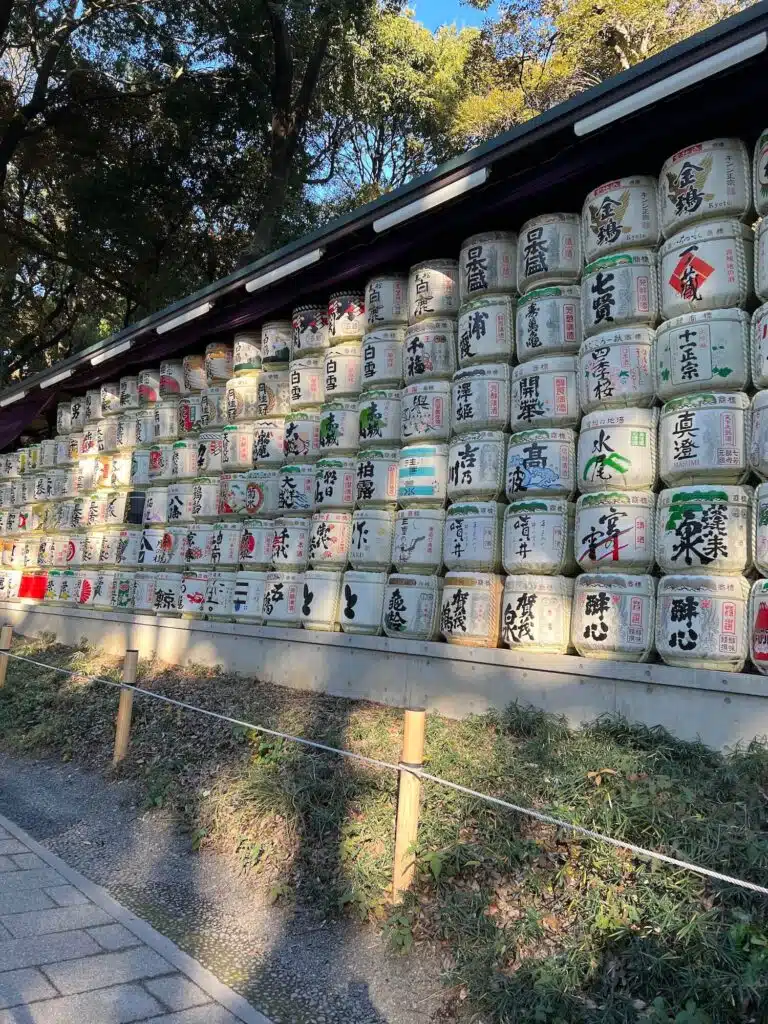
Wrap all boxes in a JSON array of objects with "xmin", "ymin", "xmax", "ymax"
[
  {"xmin": 0, "ymin": 625, "xmax": 12, "ymax": 689},
  {"xmin": 392, "ymin": 707, "xmax": 426, "ymax": 903},
  {"xmin": 113, "ymin": 649, "xmax": 138, "ymax": 764}
]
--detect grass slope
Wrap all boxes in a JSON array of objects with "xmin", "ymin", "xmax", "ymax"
[{"xmin": 0, "ymin": 634, "xmax": 767, "ymax": 1023}]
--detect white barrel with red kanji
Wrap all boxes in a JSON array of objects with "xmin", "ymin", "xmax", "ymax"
[
  {"xmin": 180, "ymin": 570, "xmax": 208, "ymax": 617},
  {"xmin": 245, "ymin": 468, "xmax": 280, "ymax": 518},
  {"xmin": 308, "ymin": 511, "xmax": 351, "ymax": 569},
  {"xmin": 578, "ymin": 328, "xmax": 654, "ymax": 412},
  {"xmin": 657, "ymin": 574, "xmax": 750, "ymax": 672},
  {"xmin": 159, "ymin": 360, "xmax": 186, "ymax": 396},
  {"xmin": 749, "ymin": 577, "xmax": 768, "ymax": 673},
  {"xmin": 659, "ymin": 392, "xmax": 750, "ymax": 486},
  {"xmin": 578, "ymin": 407, "xmax": 659, "ymax": 493},
  {"xmin": 239, "ymin": 519, "xmax": 274, "ymax": 570},
  {"xmin": 502, "ymin": 499, "xmax": 575, "ymax": 575},
  {"xmin": 501, "ymin": 575, "xmax": 573, "ymax": 654},
  {"xmin": 440, "ymin": 572, "xmax": 503, "ymax": 647},
  {"xmin": 155, "ymin": 526, "xmax": 187, "ymax": 570},
  {"xmin": 655, "ymin": 484, "xmax": 751, "ymax": 576},
  {"xmin": 382, "ymin": 573, "xmax": 443, "ymax": 639},
  {"xmin": 659, "ymin": 220, "xmax": 753, "ymax": 319},
  {"xmin": 575, "ymin": 491, "xmax": 655, "ymax": 573},
  {"xmin": 572, "ymin": 573, "xmax": 656, "ymax": 662}
]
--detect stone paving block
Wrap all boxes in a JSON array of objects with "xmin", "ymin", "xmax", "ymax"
[
  {"xmin": 0, "ymin": 862, "xmax": 17, "ymax": 877},
  {"xmin": 145, "ymin": 975, "xmax": 211, "ymax": 1011},
  {"xmin": 0, "ymin": 892, "xmax": 54, "ymax": 917},
  {"xmin": 86, "ymin": 924, "xmax": 141, "ymax": 952},
  {"xmin": 0, "ymin": 831, "xmax": 10, "ymax": 842},
  {"xmin": 0, "ymin": 845, "xmax": 27, "ymax": 859},
  {"xmin": 1, "ymin": 903, "xmax": 113, "ymax": 938},
  {"xmin": 10, "ymin": 855, "xmax": 46, "ymax": 872},
  {"xmin": 0, "ymin": 930, "xmax": 100, "ymax": 972},
  {"xmin": 0, "ymin": 982, "xmax": 163, "ymax": 1023},
  {"xmin": 144, "ymin": 1005, "xmax": 242, "ymax": 1024},
  {"xmin": 41, "ymin": 945, "xmax": 172, "ymax": 995},
  {"xmin": 0, "ymin": 870, "xmax": 65, "ymax": 894},
  {"xmin": 0, "ymin": 967, "xmax": 57, "ymax": 1010},
  {"xmin": 42, "ymin": 886, "xmax": 89, "ymax": 908},
  {"xmin": 0, "ymin": 926, "xmax": 10, "ymax": 941}
]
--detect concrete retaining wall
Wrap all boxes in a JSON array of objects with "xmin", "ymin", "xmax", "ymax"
[{"xmin": 4, "ymin": 602, "xmax": 768, "ymax": 750}]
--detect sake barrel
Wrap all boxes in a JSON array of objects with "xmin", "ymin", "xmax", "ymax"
[
  {"xmin": 205, "ymin": 341, "xmax": 233, "ymax": 385},
  {"xmin": 657, "ymin": 574, "xmax": 750, "ymax": 671},
  {"xmin": 67, "ymin": 434, "xmax": 82, "ymax": 464},
  {"xmin": 572, "ymin": 573, "xmax": 656, "ymax": 661},
  {"xmin": 308, "ymin": 511, "xmax": 351, "ymax": 569},
  {"xmin": 756, "ymin": 218, "xmax": 768, "ymax": 303},
  {"xmin": 56, "ymin": 401, "xmax": 71, "ymax": 435},
  {"xmin": 245, "ymin": 468, "xmax": 280, "ymax": 518},
  {"xmin": 658, "ymin": 308, "xmax": 750, "ymax": 399},
  {"xmin": 278, "ymin": 464, "xmax": 315, "ymax": 514},
  {"xmin": 154, "ymin": 399, "xmax": 179, "ymax": 441},
  {"xmin": 349, "ymin": 508, "xmax": 395, "ymax": 571},
  {"xmin": 290, "ymin": 357, "xmax": 324, "ymax": 409},
  {"xmin": 148, "ymin": 443, "xmax": 174, "ymax": 484},
  {"xmin": 209, "ymin": 522, "xmax": 242, "ymax": 570},
  {"xmin": 197, "ymin": 431, "xmax": 224, "ymax": 475},
  {"xmin": 92, "ymin": 570, "xmax": 118, "ymax": 610},
  {"xmin": 292, "ymin": 306, "xmax": 330, "ymax": 356},
  {"xmin": 404, "ymin": 319, "xmax": 457, "ymax": 383},
  {"xmin": 178, "ymin": 393, "xmax": 203, "ymax": 436},
  {"xmin": 86, "ymin": 492, "xmax": 109, "ymax": 529},
  {"xmin": 202, "ymin": 386, "xmax": 228, "ymax": 428},
  {"xmin": 324, "ymin": 341, "xmax": 361, "ymax": 399},
  {"xmin": 457, "ymin": 294, "xmax": 515, "ymax": 367},
  {"xmin": 54, "ymin": 569, "xmax": 77, "ymax": 605},
  {"xmin": 314, "ymin": 457, "xmax": 356, "ymax": 511},
  {"xmin": 328, "ymin": 293, "xmax": 365, "ymax": 342},
  {"xmin": 82, "ymin": 531, "xmax": 105, "ymax": 568},
  {"xmin": 439, "ymin": 571, "xmax": 502, "ymax": 647},
  {"xmin": 69, "ymin": 396, "xmax": 86, "ymax": 430},
  {"xmin": 578, "ymin": 407, "xmax": 659, "ymax": 492},
  {"xmin": 185, "ymin": 524, "xmax": 215, "ymax": 568},
  {"xmin": 115, "ymin": 526, "xmax": 142, "ymax": 569},
  {"xmin": 222, "ymin": 424, "xmax": 255, "ymax": 471},
  {"xmin": 232, "ymin": 332, "xmax": 262, "ymax": 375},
  {"xmin": 203, "ymin": 571, "xmax": 236, "ymax": 620},
  {"xmin": 301, "ymin": 569, "xmax": 342, "ymax": 631},
  {"xmin": 358, "ymin": 390, "xmax": 401, "ymax": 447},
  {"xmin": 107, "ymin": 490, "xmax": 144, "ymax": 527},
  {"xmin": 39, "ymin": 440, "xmax": 57, "ymax": 471},
  {"xmin": 355, "ymin": 449, "xmax": 399, "ymax": 507},
  {"xmin": 155, "ymin": 526, "xmax": 188, "ymax": 570},
  {"xmin": 284, "ymin": 412, "xmax": 321, "ymax": 461},
  {"xmin": 260, "ymin": 322, "xmax": 291, "ymax": 365},
  {"xmin": 659, "ymin": 220, "xmax": 753, "ymax": 319},
  {"xmin": 408, "ymin": 261, "xmax": 459, "ymax": 323},
  {"xmin": 232, "ymin": 570, "xmax": 267, "ymax": 623},
  {"xmin": 142, "ymin": 486, "xmax": 168, "ymax": 526},
  {"xmin": 459, "ymin": 232, "xmax": 518, "ymax": 302},
  {"xmin": 226, "ymin": 375, "xmax": 260, "ymax": 422},
  {"xmin": 501, "ymin": 575, "xmax": 574, "ymax": 653},
  {"xmin": 21, "ymin": 568, "xmax": 46, "ymax": 601},
  {"xmin": 751, "ymin": 578, "xmax": 768, "ymax": 672},
  {"xmin": 382, "ymin": 573, "xmax": 443, "ymax": 639},
  {"xmin": 180, "ymin": 570, "xmax": 208, "ymax": 617},
  {"xmin": 119, "ymin": 376, "xmax": 139, "ymax": 411},
  {"xmin": 84, "ymin": 388, "xmax": 102, "ymax": 423},
  {"xmin": 340, "ymin": 570, "xmax": 386, "ymax": 634},
  {"xmin": 138, "ymin": 527, "xmax": 164, "ymax": 568},
  {"xmin": 152, "ymin": 572, "xmax": 183, "ymax": 616},
  {"xmin": 503, "ymin": 499, "xmax": 576, "ymax": 575},
  {"xmin": 752, "ymin": 483, "xmax": 768, "ymax": 576},
  {"xmin": 397, "ymin": 443, "xmax": 448, "ymax": 507},
  {"xmin": 754, "ymin": 129, "xmax": 768, "ymax": 218},
  {"xmin": 516, "ymin": 286, "xmax": 581, "ymax": 363},
  {"xmin": 575, "ymin": 491, "xmax": 655, "ymax": 573},
  {"xmin": 448, "ymin": 431, "xmax": 506, "ymax": 502},
  {"xmin": 444, "ymin": 501, "xmax": 504, "ymax": 573},
  {"xmin": 132, "ymin": 571, "xmax": 157, "ymax": 615},
  {"xmin": 79, "ymin": 428, "xmax": 98, "ymax": 458},
  {"xmin": 135, "ymin": 409, "xmax": 155, "ymax": 447},
  {"xmin": 76, "ymin": 569, "xmax": 100, "ymax": 609},
  {"xmin": 112, "ymin": 570, "xmax": 135, "ymax": 613},
  {"xmin": 579, "ymin": 328, "xmax": 654, "ymax": 412},
  {"xmin": 51, "ymin": 534, "xmax": 70, "ymax": 567},
  {"xmin": 366, "ymin": 275, "xmax": 408, "ymax": 329},
  {"xmin": 582, "ymin": 252, "xmax": 659, "ymax": 337},
  {"xmin": 166, "ymin": 481, "xmax": 195, "ymax": 524},
  {"xmin": 659, "ymin": 138, "xmax": 752, "ymax": 236},
  {"xmin": 518, "ymin": 214, "xmax": 582, "ymax": 294},
  {"xmin": 319, "ymin": 401, "xmax": 359, "ymax": 454},
  {"xmin": 656, "ymin": 484, "xmax": 751, "ymax": 575},
  {"xmin": 183, "ymin": 354, "xmax": 207, "ymax": 392},
  {"xmin": 252, "ymin": 419, "xmax": 285, "ymax": 465},
  {"xmin": 511, "ymin": 356, "xmax": 580, "ymax": 429},
  {"xmin": 100, "ymin": 381, "xmax": 120, "ymax": 417},
  {"xmin": 172, "ymin": 439, "xmax": 198, "ymax": 480},
  {"xmin": 392, "ymin": 507, "xmax": 444, "ymax": 574},
  {"xmin": 582, "ymin": 176, "xmax": 660, "ymax": 262},
  {"xmin": 54, "ymin": 437, "xmax": 71, "ymax": 468},
  {"xmin": 240, "ymin": 519, "xmax": 278, "ymax": 570},
  {"xmin": 451, "ymin": 364, "xmax": 510, "ymax": 435},
  {"xmin": 659, "ymin": 392, "xmax": 749, "ymax": 486},
  {"xmin": 129, "ymin": 448, "xmax": 150, "ymax": 487},
  {"xmin": 258, "ymin": 367, "xmax": 290, "ymax": 417},
  {"xmin": 361, "ymin": 331, "xmax": 404, "ymax": 390},
  {"xmin": 401, "ymin": 381, "xmax": 450, "ymax": 442},
  {"xmin": 159, "ymin": 360, "xmax": 186, "ymax": 396},
  {"xmin": 217, "ymin": 473, "xmax": 249, "ymax": 518},
  {"xmin": 263, "ymin": 570, "xmax": 303, "ymax": 626}
]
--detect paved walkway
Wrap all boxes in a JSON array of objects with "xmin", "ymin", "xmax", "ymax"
[{"xmin": 0, "ymin": 812, "xmax": 271, "ymax": 1024}]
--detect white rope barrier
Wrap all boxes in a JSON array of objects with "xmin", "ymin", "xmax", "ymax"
[{"xmin": 4, "ymin": 649, "xmax": 768, "ymax": 897}]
